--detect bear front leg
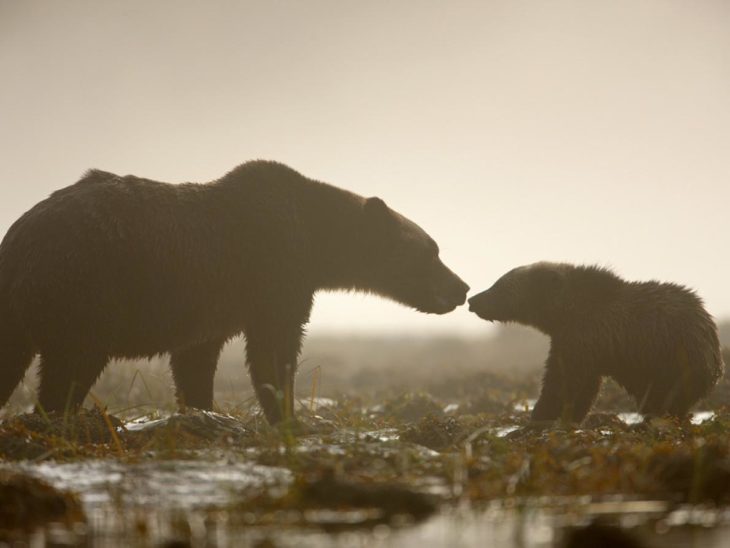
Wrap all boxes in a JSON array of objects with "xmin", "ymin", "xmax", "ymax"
[
  {"xmin": 170, "ymin": 339, "xmax": 226, "ymax": 410},
  {"xmin": 245, "ymin": 324, "xmax": 304, "ymax": 425},
  {"xmin": 532, "ymin": 351, "xmax": 601, "ymax": 424}
]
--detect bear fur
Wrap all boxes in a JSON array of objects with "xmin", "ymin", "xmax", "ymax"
[
  {"xmin": 468, "ymin": 262, "xmax": 723, "ymax": 422},
  {"xmin": 0, "ymin": 161, "xmax": 469, "ymax": 423}
]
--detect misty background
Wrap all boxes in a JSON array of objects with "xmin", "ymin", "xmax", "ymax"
[{"xmin": 1, "ymin": 0, "xmax": 729, "ymax": 337}]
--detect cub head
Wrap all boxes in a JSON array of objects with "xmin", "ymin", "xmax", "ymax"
[
  {"xmin": 468, "ymin": 262, "xmax": 622, "ymax": 334},
  {"xmin": 359, "ymin": 197, "xmax": 469, "ymax": 314},
  {"xmin": 467, "ymin": 262, "xmax": 569, "ymax": 333}
]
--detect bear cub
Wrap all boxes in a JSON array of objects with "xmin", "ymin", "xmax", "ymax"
[{"xmin": 468, "ymin": 262, "xmax": 724, "ymax": 422}]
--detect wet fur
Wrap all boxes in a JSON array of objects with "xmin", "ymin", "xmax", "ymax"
[
  {"xmin": 469, "ymin": 263, "xmax": 724, "ymax": 422},
  {"xmin": 0, "ymin": 161, "xmax": 468, "ymax": 423}
]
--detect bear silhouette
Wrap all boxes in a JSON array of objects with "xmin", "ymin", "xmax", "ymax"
[
  {"xmin": 0, "ymin": 161, "xmax": 469, "ymax": 423},
  {"xmin": 468, "ymin": 262, "xmax": 723, "ymax": 422}
]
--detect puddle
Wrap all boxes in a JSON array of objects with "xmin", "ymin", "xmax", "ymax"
[
  {"xmin": 124, "ymin": 415, "xmax": 171, "ymax": 431},
  {"xmin": 1, "ymin": 458, "xmax": 292, "ymax": 546},
  {"xmin": 380, "ymin": 502, "xmax": 730, "ymax": 548},
  {"xmin": 495, "ymin": 425, "xmax": 521, "ymax": 437},
  {"xmin": 325, "ymin": 427, "xmax": 406, "ymax": 445},
  {"xmin": 4, "ymin": 474, "xmax": 730, "ymax": 548},
  {"xmin": 303, "ymin": 428, "xmax": 442, "ymax": 460},
  {"xmin": 617, "ymin": 410, "xmax": 715, "ymax": 426},
  {"xmin": 513, "ymin": 399, "xmax": 536, "ymax": 413},
  {"xmin": 297, "ymin": 397, "xmax": 338, "ymax": 411},
  {"xmin": 691, "ymin": 410, "xmax": 716, "ymax": 424},
  {"xmin": 617, "ymin": 412, "xmax": 644, "ymax": 425},
  {"xmin": 443, "ymin": 403, "xmax": 460, "ymax": 414},
  {"xmin": 1, "ymin": 399, "xmax": 728, "ymax": 546},
  {"xmin": 6, "ymin": 459, "xmax": 292, "ymax": 509},
  {"xmin": 124, "ymin": 409, "xmax": 252, "ymax": 440}
]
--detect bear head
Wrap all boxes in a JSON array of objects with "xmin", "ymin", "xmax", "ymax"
[
  {"xmin": 468, "ymin": 262, "xmax": 622, "ymax": 334},
  {"xmin": 358, "ymin": 197, "xmax": 469, "ymax": 314}
]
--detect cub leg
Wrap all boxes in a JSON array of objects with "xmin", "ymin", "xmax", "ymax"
[{"xmin": 532, "ymin": 351, "xmax": 601, "ymax": 423}]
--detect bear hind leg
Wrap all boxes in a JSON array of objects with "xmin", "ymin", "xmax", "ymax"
[
  {"xmin": 0, "ymin": 321, "xmax": 35, "ymax": 409},
  {"xmin": 37, "ymin": 351, "xmax": 108, "ymax": 413},
  {"xmin": 170, "ymin": 339, "xmax": 225, "ymax": 410},
  {"xmin": 636, "ymin": 382, "xmax": 695, "ymax": 418}
]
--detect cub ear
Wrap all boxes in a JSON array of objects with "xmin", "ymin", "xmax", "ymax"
[{"xmin": 363, "ymin": 197, "xmax": 390, "ymax": 220}]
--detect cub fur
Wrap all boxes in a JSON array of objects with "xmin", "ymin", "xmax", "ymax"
[{"xmin": 468, "ymin": 262, "xmax": 723, "ymax": 422}]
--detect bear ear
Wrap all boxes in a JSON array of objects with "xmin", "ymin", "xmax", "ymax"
[{"xmin": 363, "ymin": 197, "xmax": 390, "ymax": 219}]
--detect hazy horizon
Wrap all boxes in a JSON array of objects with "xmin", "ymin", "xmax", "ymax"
[{"xmin": 1, "ymin": 0, "xmax": 728, "ymax": 334}]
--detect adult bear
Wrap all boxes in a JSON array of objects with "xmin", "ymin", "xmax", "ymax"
[
  {"xmin": 468, "ymin": 262, "xmax": 723, "ymax": 422},
  {"xmin": 0, "ymin": 161, "xmax": 469, "ymax": 424}
]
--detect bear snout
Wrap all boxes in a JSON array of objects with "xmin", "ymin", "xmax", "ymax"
[
  {"xmin": 424, "ymin": 276, "xmax": 469, "ymax": 314},
  {"xmin": 449, "ymin": 276, "xmax": 469, "ymax": 309},
  {"xmin": 447, "ymin": 280, "xmax": 469, "ymax": 307},
  {"xmin": 425, "ymin": 264, "xmax": 469, "ymax": 312},
  {"xmin": 456, "ymin": 279, "xmax": 470, "ymax": 302}
]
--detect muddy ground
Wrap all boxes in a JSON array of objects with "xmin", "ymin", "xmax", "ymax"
[{"xmin": 0, "ymin": 328, "xmax": 729, "ymax": 547}]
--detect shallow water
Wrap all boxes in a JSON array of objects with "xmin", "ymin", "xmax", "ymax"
[
  {"xmin": 386, "ymin": 502, "xmax": 730, "ymax": 548},
  {"xmin": 1, "ymin": 457, "xmax": 292, "ymax": 545},
  {"xmin": 1, "ymin": 409, "xmax": 726, "ymax": 546},
  {"xmin": 12, "ymin": 459, "xmax": 292, "ymax": 509},
  {"xmin": 8, "ymin": 456, "xmax": 730, "ymax": 548}
]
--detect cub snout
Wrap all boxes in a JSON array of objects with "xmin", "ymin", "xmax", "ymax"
[{"xmin": 467, "ymin": 290, "xmax": 495, "ymax": 319}]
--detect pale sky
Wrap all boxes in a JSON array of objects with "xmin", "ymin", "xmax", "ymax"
[{"xmin": 1, "ymin": 1, "xmax": 728, "ymax": 335}]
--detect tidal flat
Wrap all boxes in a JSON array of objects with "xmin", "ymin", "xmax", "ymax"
[{"xmin": 1, "ymin": 333, "xmax": 729, "ymax": 547}]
